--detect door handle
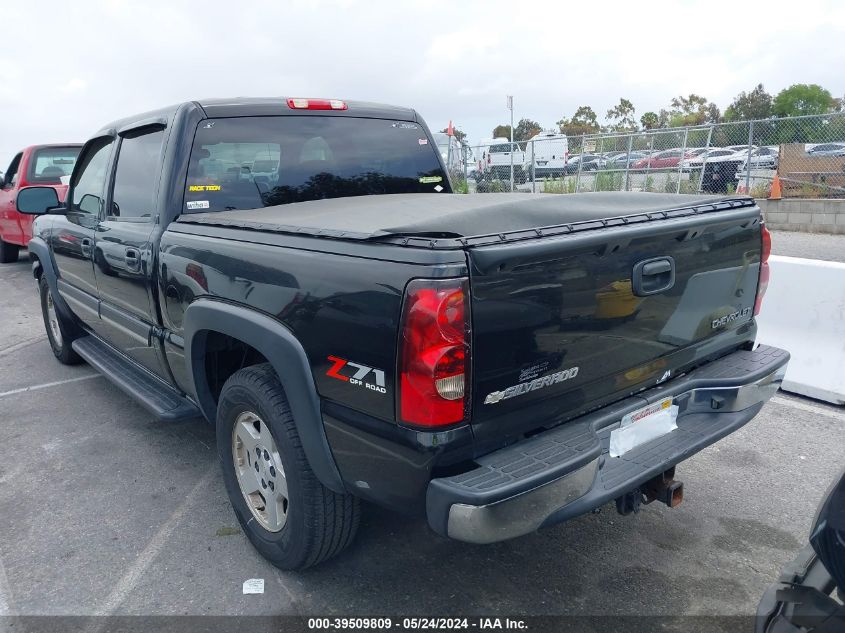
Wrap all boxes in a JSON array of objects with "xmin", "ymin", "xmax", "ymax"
[
  {"xmin": 633, "ymin": 256, "xmax": 675, "ymax": 296},
  {"xmin": 123, "ymin": 248, "xmax": 141, "ymax": 270},
  {"xmin": 81, "ymin": 238, "xmax": 93, "ymax": 257}
]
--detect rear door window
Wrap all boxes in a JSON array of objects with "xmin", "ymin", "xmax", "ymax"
[
  {"xmin": 28, "ymin": 146, "xmax": 81, "ymax": 184},
  {"xmin": 184, "ymin": 116, "xmax": 448, "ymax": 213}
]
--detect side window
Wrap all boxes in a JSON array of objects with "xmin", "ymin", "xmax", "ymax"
[
  {"xmin": 4, "ymin": 153, "xmax": 22, "ymax": 188},
  {"xmin": 110, "ymin": 129, "xmax": 165, "ymax": 220},
  {"xmin": 71, "ymin": 139, "xmax": 114, "ymax": 215}
]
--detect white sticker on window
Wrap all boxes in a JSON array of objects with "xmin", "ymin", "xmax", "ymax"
[
  {"xmin": 434, "ymin": 185, "xmax": 444, "ymax": 192},
  {"xmin": 186, "ymin": 200, "xmax": 209, "ymax": 210},
  {"xmin": 418, "ymin": 138, "xmax": 428, "ymax": 145}
]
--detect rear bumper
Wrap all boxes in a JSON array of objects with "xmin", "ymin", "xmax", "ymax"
[{"xmin": 427, "ymin": 345, "xmax": 789, "ymax": 544}]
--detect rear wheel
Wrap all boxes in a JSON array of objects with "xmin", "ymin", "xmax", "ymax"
[
  {"xmin": 39, "ymin": 276, "xmax": 82, "ymax": 364},
  {"xmin": 0, "ymin": 239, "xmax": 19, "ymax": 263},
  {"xmin": 217, "ymin": 363, "xmax": 360, "ymax": 570}
]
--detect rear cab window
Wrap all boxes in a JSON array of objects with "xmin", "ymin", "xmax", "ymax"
[
  {"xmin": 27, "ymin": 146, "xmax": 81, "ymax": 184},
  {"xmin": 183, "ymin": 116, "xmax": 448, "ymax": 213}
]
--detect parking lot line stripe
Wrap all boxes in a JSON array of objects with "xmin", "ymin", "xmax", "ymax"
[
  {"xmin": 0, "ymin": 374, "xmax": 101, "ymax": 399},
  {"xmin": 91, "ymin": 464, "xmax": 218, "ymax": 618},
  {"xmin": 771, "ymin": 395, "xmax": 845, "ymax": 421}
]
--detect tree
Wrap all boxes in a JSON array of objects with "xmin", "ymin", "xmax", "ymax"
[
  {"xmin": 666, "ymin": 94, "xmax": 720, "ymax": 126},
  {"xmin": 556, "ymin": 106, "xmax": 600, "ymax": 136},
  {"xmin": 606, "ymin": 98, "xmax": 637, "ymax": 131},
  {"xmin": 492, "ymin": 124, "xmax": 512, "ymax": 140},
  {"xmin": 513, "ymin": 118, "xmax": 542, "ymax": 142},
  {"xmin": 772, "ymin": 84, "xmax": 835, "ymax": 117},
  {"xmin": 640, "ymin": 111, "xmax": 659, "ymax": 130},
  {"xmin": 723, "ymin": 84, "xmax": 772, "ymax": 121},
  {"xmin": 439, "ymin": 127, "xmax": 467, "ymax": 143}
]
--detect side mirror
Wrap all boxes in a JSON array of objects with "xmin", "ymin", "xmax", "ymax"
[{"xmin": 16, "ymin": 186, "xmax": 61, "ymax": 215}]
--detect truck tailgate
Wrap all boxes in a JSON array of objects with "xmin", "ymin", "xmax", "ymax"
[{"xmin": 467, "ymin": 199, "xmax": 764, "ymax": 443}]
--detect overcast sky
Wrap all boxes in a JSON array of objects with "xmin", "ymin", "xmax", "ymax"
[{"xmin": 2, "ymin": 0, "xmax": 844, "ymax": 163}]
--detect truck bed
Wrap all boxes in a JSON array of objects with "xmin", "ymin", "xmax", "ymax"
[{"xmin": 176, "ymin": 192, "xmax": 752, "ymax": 244}]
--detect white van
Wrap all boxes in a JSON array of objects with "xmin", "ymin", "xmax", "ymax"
[
  {"xmin": 523, "ymin": 131, "xmax": 568, "ymax": 180},
  {"xmin": 484, "ymin": 137, "xmax": 526, "ymax": 182}
]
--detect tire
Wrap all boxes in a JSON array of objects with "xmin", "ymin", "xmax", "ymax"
[
  {"xmin": 217, "ymin": 363, "xmax": 360, "ymax": 570},
  {"xmin": 39, "ymin": 276, "xmax": 83, "ymax": 364},
  {"xmin": 0, "ymin": 239, "xmax": 19, "ymax": 263}
]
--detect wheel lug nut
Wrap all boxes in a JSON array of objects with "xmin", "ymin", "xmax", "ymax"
[
  {"xmin": 263, "ymin": 450, "xmax": 269, "ymax": 461},
  {"xmin": 261, "ymin": 479, "xmax": 267, "ymax": 489},
  {"xmin": 269, "ymin": 466, "xmax": 276, "ymax": 477}
]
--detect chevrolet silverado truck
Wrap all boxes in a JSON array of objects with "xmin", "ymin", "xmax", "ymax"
[
  {"xmin": 16, "ymin": 97, "xmax": 789, "ymax": 570},
  {"xmin": 0, "ymin": 144, "xmax": 81, "ymax": 262}
]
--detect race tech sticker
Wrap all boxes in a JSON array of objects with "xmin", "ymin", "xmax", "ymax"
[
  {"xmin": 186, "ymin": 200, "xmax": 210, "ymax": 210},
  {"xmin": 419, "ymin": 176, "xmax": 442, "ymax": 184},
  {"xmin": 188, "ymin": 185, "xmax": 221, "ymax": 192}
]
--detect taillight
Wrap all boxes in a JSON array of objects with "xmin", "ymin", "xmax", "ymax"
[
  {"xmin": 754, "ymin": 224, "xmax": 772, "ymax": 316},
  {"xmin": 398, "ymin": 278, "xmax": 470, "ymax": 427},
  {"xmin": 286, "ymin": 98, "xmax": 347, "ymax": 110}
]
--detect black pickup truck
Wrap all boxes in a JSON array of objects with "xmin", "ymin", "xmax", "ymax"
[{"xmin": 17, "ymin": 97, "xmax": 788, "ymax": 570}]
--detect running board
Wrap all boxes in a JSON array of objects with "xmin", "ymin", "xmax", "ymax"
[{"xmin": 71, "ymin": 336, "xmax": 201, "ymax": 422}]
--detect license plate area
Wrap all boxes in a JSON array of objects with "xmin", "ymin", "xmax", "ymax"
[{"xmin": 609, "ymin": 397, "xmax": 678, "ymax": 458}]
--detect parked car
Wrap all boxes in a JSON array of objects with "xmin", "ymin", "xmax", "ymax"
[
  {"xmin": 807, "ymin": 142, "xmax": 845, "ymax": 157},
  {"xmin": 606, "ymin": 152, "xmax": 649, "ymax": 168},
  {"xmin": 563, "ymin": 153, "xmax": 604, "ymax": 173},
  {"xmin": 680, "ymin": 148, "xmax": 741, "ymax": 171},
  {"xmin": 756, "ymin": 466, "xmax": 845, "ymax": 632},
  {"xmin": 631, "ymin": 149, "xmax": 692, "ymax": 169},
  {"xmin": 485, "ymin": 138, "xmax": 526, "ymax": 182},
  {"xmin": 523, "ymin": 130, "xmax": 568, "ymax": 179},
  {"xmin": 725, "ymin": 144, "xmax": 757, "ymax": 153},
  {"xmin": 18, "ymin": 96, "xmax": 786, "ymax": 571},
  {"xmin": 0, "ymin": 144, "xmax": 81, "ymax": 262},
  {"xmin": 738, "ymin": 146, "xmax": 780, "ymax": 172}
]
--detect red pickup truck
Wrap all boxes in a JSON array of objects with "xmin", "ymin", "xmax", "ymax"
[{"xmin": 0, "ymin": 144, "xmax": 81, "ymax": 262}]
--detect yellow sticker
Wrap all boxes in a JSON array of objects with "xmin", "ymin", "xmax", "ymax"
[
  {"xmin": 419, "ymin": 176, "xmax": 443, "ymax": 184},
  {"xmin": 188, "ymin": 185, "xmax": 222, "ymax": 192},
  {"xmin": 661, "ymin": 398, "xmax": 672, "ymax": 409}
]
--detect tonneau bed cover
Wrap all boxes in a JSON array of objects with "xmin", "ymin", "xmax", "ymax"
[{"xmin": 176, "ymin": 192, "xmax": 754, "ymax": 244}]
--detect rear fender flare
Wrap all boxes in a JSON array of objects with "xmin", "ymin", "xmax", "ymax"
[{"xmin": 182, "ymin": 299, "xmax": 345, "ymax": 493}]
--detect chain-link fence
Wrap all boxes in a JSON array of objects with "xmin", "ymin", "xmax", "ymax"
[{"xmin": 456, "ymin": 113, "xmax": 845, "ymax": 198}]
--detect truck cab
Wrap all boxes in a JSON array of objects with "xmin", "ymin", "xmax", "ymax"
[{"xmin": 0, "ymin": 144, "xmax": 81, "ymax": 262}]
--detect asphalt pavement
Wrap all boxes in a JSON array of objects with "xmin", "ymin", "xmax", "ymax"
[
  {"xmin": 0, "ymin": 248, "xmax": 843, "ymax": 620},
  {"xmin": 770, "ymin": 229, "xmax": 845, "ymax": 263}
]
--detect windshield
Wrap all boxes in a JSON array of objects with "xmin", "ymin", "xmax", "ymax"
[
  {"xmin": 27, "ymin": 146, "xmax": 81, "ymax": 184},
  {"xmin": 184, "ymin": 116, "xmax": 448, "ymax": 213}
]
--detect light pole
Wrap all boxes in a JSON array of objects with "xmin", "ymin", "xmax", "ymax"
[{"xmin": 507, "ymin": 95, "xmax": 514, "ymax": 191}]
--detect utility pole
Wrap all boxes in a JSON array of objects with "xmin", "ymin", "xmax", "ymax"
[{"xmin": 507, "ymin": 95, "xmax": 514, "ymax": 191}]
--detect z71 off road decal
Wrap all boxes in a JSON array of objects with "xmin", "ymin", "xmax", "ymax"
[
  {"xmin": 484, "ymin": 366, "xmax": 579, "ymax": 405},
  {"xmin": 326, "ymin": 356, "xmax": 387, "ymax": 394}
]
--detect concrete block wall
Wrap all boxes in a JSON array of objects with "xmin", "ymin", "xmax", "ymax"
[{"xmin": 757, "ymin": 198, "xmax": 845, "ymax": 234}]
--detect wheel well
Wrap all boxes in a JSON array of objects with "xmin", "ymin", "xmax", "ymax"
[
  {"xmin": 31, "ymin": 254, "xmax": 43, "ymax": 280},
  {"xmin": 203, "ymin": 331, "xmax": 269, "ymax": 404}
]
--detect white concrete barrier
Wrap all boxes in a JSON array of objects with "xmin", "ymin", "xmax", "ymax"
[{"xmin": 755, "ymin": 255, "xmax": 845, "ymax": 405}]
